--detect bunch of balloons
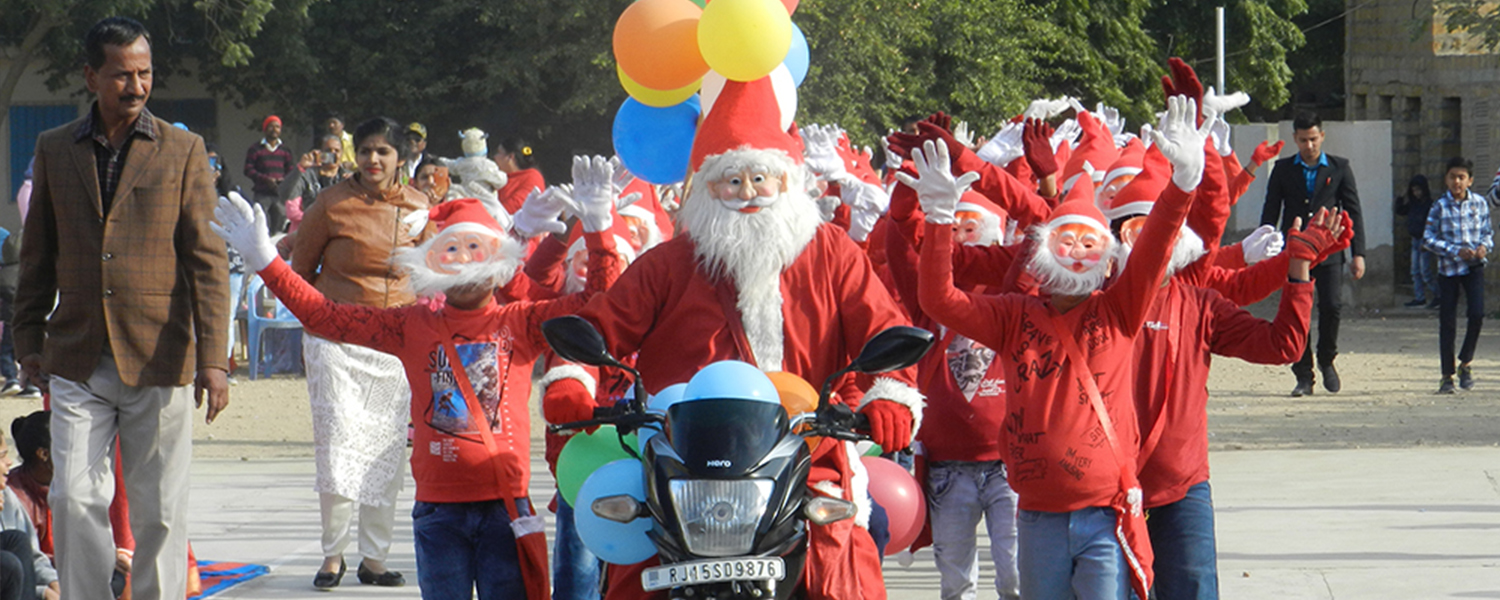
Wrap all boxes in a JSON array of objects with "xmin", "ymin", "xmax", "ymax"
[{"xmin": 611, "ymin": 0, "xmax": 811, "ymax": 183}]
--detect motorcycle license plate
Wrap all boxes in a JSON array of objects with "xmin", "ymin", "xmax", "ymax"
[{"xmin": 641, "ymin": 557, "xmax": 785, "ymax": 591}]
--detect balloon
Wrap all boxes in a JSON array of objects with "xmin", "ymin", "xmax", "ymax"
[
  {"xmin": 557, "ymin": 425, "xmax": 639, "ymax": 506},
  {"xmin": 766, "ymin": 371, "xmax": 816, "ymax": 416},
  {"xmin": 700, "ymin": 68, "xmax": 794, "ymax": 131},
  {"xmin": 856, "ymin": 440, "xmax": 882, "ymax": 457},
  {"xmin": 575, "ymin": 459, "xmax": 657, "ymax": 564},
  {"xmin": 784, "ymin": 23, "xmax": 809, "ymax": 87},
  {"xmin": 614, "ymin": 0, "xmax": 710, "ymax": 90},
  {"xmin": 861, "ymin": 456, "xmax": 926, "ymax": 556},
  {"xmin": 613, "ymin": 96, "xmax": 701, "ymax": 185},
  {"xmin": 698, "ymin": 0, "xmax": 793, "ymax": 82},
  {"xmin": 768, "ymin": 64, "xmax": 797, "ymax": 131},
  {"xmin": 638, "ymin": 383, "xmax": 689, "ymax": 453},
  {"xmin": 617, "ymin": 65, "xmax": 701, "ymax": 108},
  {"xmin": 700, "ymin": 0, "xmax": 797, "ymax": 13}
]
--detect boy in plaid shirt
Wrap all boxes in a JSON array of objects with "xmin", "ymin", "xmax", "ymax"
[{"xmin": 1423, "ymin": 156, "xmax": 1494, "ymax": 393}]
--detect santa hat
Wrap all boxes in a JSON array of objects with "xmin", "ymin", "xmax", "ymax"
[
  {"xmin": 1044, "ymin": 198, "xmax": 1110, "ymax": 238},
  {"xmin": 1103, "ymin": 145, "xmax": 1171, "ymax": 222},
  {"xmin": 618, "ymin": 203, "xmax": 665, "ymax": 251},
  {"xmin": 1062, "ymin": 173, "xmax": 1095, "ymax": 205},
  {"xmin": 688, "ymin": 77, "xmax": 804, "ymax": 176},
  {"xmin": 1060, "ymin": 111, "xmax": 1119, "ymax": 195},
  {"xmin": 1100, "ymin": 137, "xmax": 1145, "ymax": 195},
  {"xmin": 954, "ymin": 192, "xmax": 1006, "ymax": 246},
  {"xmin": 410, "ymin": 197, "xmax": 507, "ymax": 238}
]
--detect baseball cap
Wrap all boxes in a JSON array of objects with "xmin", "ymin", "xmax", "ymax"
[{"xmin": 406, "ymin": 122, "xmax": 427, "ymax": 140}]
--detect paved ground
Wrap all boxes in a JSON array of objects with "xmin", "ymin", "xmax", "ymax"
[{"xmin": 187, "ymin": 445, "xmax": 1500, "ymax": 599}]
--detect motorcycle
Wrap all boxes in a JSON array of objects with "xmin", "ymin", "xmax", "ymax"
[{"xmin": 542, "ymin": 316, "xmax": 933, "ymax": 600}]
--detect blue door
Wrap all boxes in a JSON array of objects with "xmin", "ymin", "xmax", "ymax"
[{"xmin": 9, "ymin": 105, "xmax": 79, "ymax": 201}]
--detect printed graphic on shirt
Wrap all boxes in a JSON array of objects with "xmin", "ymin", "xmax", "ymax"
[
  {"xmin": 424, "ymin": 334, "xmax": 513, "ymax": 445},
  {"xmin": 946, "ymin": 335, "xmax": 996, "ymax": 401}
]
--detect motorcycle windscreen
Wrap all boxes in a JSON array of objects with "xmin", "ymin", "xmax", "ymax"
[{"xmin": 667, "ymin": 398, "xmax": 788, "ymax": 477}]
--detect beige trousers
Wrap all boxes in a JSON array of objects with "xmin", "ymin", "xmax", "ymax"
[{"xmin": 51, "ymin": 355, "xmax": 191, "ymax": 600}]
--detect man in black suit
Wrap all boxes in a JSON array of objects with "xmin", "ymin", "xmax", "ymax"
[{"xmin": 1261, "ymin": 111, "xmax": 1366, "ymax": 396}]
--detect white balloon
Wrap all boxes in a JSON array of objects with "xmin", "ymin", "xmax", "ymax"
[
  {"xmin": 700, "ymin": 70, "xmax": 728, "ymax": 117},
  {"xmin": 770, "ymin": 64, "xmax": 797, "ymax": 131}
]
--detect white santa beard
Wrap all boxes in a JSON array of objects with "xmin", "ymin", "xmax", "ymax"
[
  {"xmin": 1026, "ymin": 224, "xmax": 1113, "ymax": 297},
  {"xmin": 679, "ymin": 161, "xmax": 820, "ymax": 371},
  {"xmin": 394, "ymin": 233, "xmax": 523, "ymax": 298}
]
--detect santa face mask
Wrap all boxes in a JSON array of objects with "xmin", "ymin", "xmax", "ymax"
[
  {"xmin": 427, "ymin": 229, "xmax": 504, "ymax": 275},
  {"xmin": 708, "ymin": 167, "xmax": 788, "ymax": 213},
  {"xmin": 1100, "ymin": 173, "xmax": 1136, "ymax": 204},
  {"xmin": 955, "ymin": 211, "xmax": 985, "ymax": 246},
  {"xmin": 1048, "ymin": 223, "xmax": 1110, "ymax": 273},
  {"xmin": 622, "ymin": 214, "xmax": 651, "ymax": 253}
]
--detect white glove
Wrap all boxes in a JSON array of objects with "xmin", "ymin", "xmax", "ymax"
[
  {"xmin": 800, "ymin": 124, "xmax": 847, "ymax": 179},
  {"xmin": 513, "ymin": 185, "xmax": 571, "ymax": 238},
  {"xmin": 835, "ymin": 174, "xmax": 891, "ymax": 215},
  {"xmin": 975, "ymin": 121, "xmax": 1024, "ymax": 167},
  {"xmin": 1113, "ymin": 132, "xmax": 1138, "ymax": 149},
  {"xmin": 1066, "ymin": 97, "xmax": 1088, "ymax": 115},
  {"xmin": 1208, "ymin": 116, "xmax": 1232, "ymax": 157},
  {"xmin": 1201, "ymin": 87, "xmax": 1251, "ymax": 121},
  {"xmin": 1023, "ymin": 96, "xmax": 1073, "ymax": 120},
  {"xmin": 1150, "ymin": 96, "xmax": 1214, "ymax": 192},
  {"xmin": 882, "ymin": 131, "xmax": 903, "ymax": 170},
  {"xmin": 1242, "ymin": 224, "xmax": 1284, "ymax": 264},
  {"xmin": 608, "ymin": 155, "xmax": 635, "ymax": 196},
  {"xmin": 847, "ymin": 206, "xmax": 881, "ymax": 243},
  {"xmin": 1096, "ymin": 102, "xmax": 1125, "ymax": 137},
  {"xmin": 210, "ymin": 192, "xmax": 277, "ymax": 273},
  {"xmin": 953, "ymin": 120, "xmax": 975, "ymax": 147},
  {"xmin": 1051, "ymin": 119, "xmax": 1081, "ymax": 152},
  {"xmin": 815, "ymin": 194, "xmax": 840, "ymax": 223},
  {"xmin": 1139, "ymin": 123, "xmax": 1154, "ymax": 149},
  {"xmin": 894, "ymin": 140, "xmax": 980, "ymax": 226},
  {"xmin": 570, "ymin": 156, "xmax": 617, "ymax": 233}
]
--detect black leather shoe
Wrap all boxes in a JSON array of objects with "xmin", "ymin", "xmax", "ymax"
[
  {"xmin": 1320, "ymin": 363, "xmax": 1341, "ymax": 393},
  {"xmin": 1291, "ymin": 379, "xmax": 1315, "ymax": 397},
  {"xmin": 357, "ymin": 562, "xmax": 405, "ymax": 587},
  {"xmin": 313, "ymin": 558, "xmax": 345, "ymax": 589}
]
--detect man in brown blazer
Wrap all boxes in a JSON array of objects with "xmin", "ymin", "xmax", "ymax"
[{"xmin": 14, "ymin": 16, "xmax": 229, "ymax": 600}]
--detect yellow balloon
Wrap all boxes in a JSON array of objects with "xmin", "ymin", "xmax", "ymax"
[
  {"xmin": 697, "ymin": 0, "xmax": 793, "ymax": 82},
  {"xmin": 617, "ymin": 65, "xmax": 701, "ymax": 108}
]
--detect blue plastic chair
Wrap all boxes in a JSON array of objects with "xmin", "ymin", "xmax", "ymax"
[{"xmin": 245, "ymin": 275, "xmax": 303, "ymax": 379}]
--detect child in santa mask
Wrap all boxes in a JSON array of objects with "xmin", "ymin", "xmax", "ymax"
[{"xmin": 213, "ymin": 157, "xmax": 626, "ymax": 600}]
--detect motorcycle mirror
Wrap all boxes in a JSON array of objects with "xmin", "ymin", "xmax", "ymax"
[
  {"xmin": 847, "ymin": 326, "xmax": 936, "ymax": 374},
  {"xmin": 542, "ymin": 316, "xmax": 623, "ymax": 369}
]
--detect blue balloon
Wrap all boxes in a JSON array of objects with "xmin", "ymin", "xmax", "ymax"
[
  {"xmin": 575, "ymin": 459, "xmax": 656, "ymax": 565},
  {"xmin": 682, "ymin": 361, "xmax": 778, "ymax": 405},
  {"xmin": 638, "ymin": 383, "xmax": 689, "ymax": 452},
  {"xmin": 785, "ymin": 23, "xmax": 809, "ymax": 87},
  {"xmin": 612, "ymin": 96, "xmax": 701, "ymax": 185}
]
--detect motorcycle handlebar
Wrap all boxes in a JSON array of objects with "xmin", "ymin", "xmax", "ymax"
[{"xmin": 546, "ymin": 405, "xmax": 662, "ymax": 435}]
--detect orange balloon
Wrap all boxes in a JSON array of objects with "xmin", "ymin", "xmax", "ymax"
[
  {"xmin": 767, "ymin": 371, "xmax": 821, "ymax": 451},
  {"xmin": 613, "ymin": 0, "xmax": 710, "ymax": 91}
]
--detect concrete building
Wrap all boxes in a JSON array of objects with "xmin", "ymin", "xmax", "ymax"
[{"xmin": 1346, "ymin": 0, "xmax": 1500, "ymax": 300}]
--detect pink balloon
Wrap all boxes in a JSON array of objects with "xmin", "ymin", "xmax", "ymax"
[{"xmin": 860, "ymin": 456, "xmax": 927, "ymax": 555}]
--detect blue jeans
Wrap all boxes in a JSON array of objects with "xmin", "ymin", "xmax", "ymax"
[
  {"xmin": 412, "ymin": 499, "xmax": 527, "ymax": 600},
  {"xmin": 1412, "ymin": 246, "xmax": 1438, "ymax": 303},
  {"xmin": 552, "ymin": 497, "xmax": 601, "ymax": 600},
  {"xmin": 1146, "ymin": 481, "xmax": 1218, "ymax": 600},
  {"xmin": 927, "ymin": 460, "xmax": 1019, "ymax": 600},
  {"xmin": 1016, "ymin": 506, "xmax": 1128, "ymax": 600}
]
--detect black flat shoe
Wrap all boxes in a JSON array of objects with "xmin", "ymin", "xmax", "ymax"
[
  {"xmin": 313, "ymin": 558, "xmax": 345, "ymax": 589},
  {"xmin": 357, "ymin": 562, "xmax": 405, "ymax": 587}
]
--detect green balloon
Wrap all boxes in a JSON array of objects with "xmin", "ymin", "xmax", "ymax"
[{"xmin": 557, "ymin": 425, "xmax": 640, "ymax": 506}]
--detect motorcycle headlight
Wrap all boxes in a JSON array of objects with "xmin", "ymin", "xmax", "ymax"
[{"xmin": 670, "ymin": 479, "xmax": 775, "ymax": 557}]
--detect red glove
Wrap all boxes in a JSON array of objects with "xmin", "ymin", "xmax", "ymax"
[
  {"xmin": 1286, "ymin": 211, "xmax": 1340, "ymax": 262},
  {"xmin": 543, "ymin": 378, "xmax": 597, "ymax": 428},
  {"xmin": 861, "ymin": 400, "xmax": 912, "ymax": 453},
  {"xmin": 1318, "ymin": 211, "xmax": 1355, "ymax": 264},
  {"xmin": 924, "ymin": 111, "xmax": 954, "ymax": 134},
  {"xmin": 888, "ymin": 120, "xmax": 966, "ymax": 164},
  {"xmin": 1250, "ymin": 140, "xmax": 1284, "ymax": 168},
  {"xmin": 1022, "ymin": 118, "xmax": 1058, "ymax": 177},
  {"xmin": 1161, "ymin": 57, "xmax": 1204, "ymax": 120}
]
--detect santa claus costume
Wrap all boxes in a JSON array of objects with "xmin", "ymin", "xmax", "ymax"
[
  {"xmin": 214, "ymin": 158, "xmax": 626, "ymax": 599},
  {"xmin": 910, "ymin": 95, "xmax": 1212, "ymax": 600},
  {"xmin": 577, "ymin": 76, "xmax": 922, "ymax": 600}
]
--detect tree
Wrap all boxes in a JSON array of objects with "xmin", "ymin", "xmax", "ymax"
[
  {"xmin": 0, "ymin": 0, "xmax": 314, "ymax": 130},
  {"xmin": 1145, "ymin": 0, "xmax": 1309, "ymax": 115},
  {"xmin": 1434, "ymin": 0, "xmax": 1500, "ymax": 51}
]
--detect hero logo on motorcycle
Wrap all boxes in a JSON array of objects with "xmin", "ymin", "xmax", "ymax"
[
  {"xmin": 641, "ymin": 557, "xmax": 785, "ymax": 591},
  {"xmin": 705, "ymin": 459, "xmax": 733, "ymax": 468}
]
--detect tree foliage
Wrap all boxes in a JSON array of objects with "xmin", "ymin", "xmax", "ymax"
[
  {"xmin": 1145, "ymin": 0, "xmax": 1309, "ymax": 114},
  {"xmin": 1434, "ymin": 0, "xmax": 1500, "ymax": 51}
]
